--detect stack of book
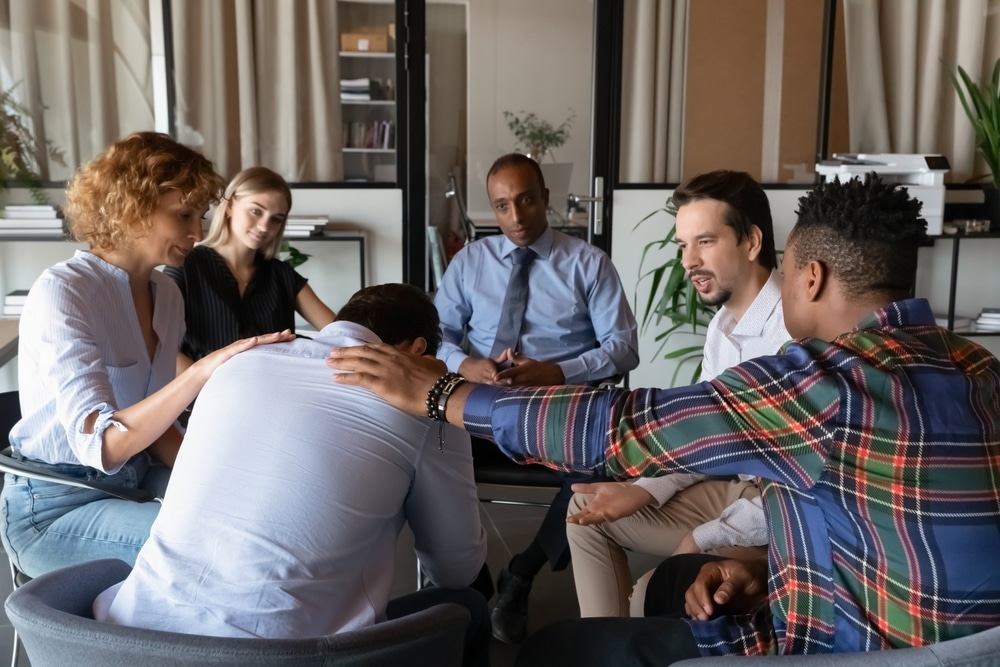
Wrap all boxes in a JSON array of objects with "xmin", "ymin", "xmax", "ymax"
[
  {"xmin": 342, "ymin": 120, "xmax": 394, "ymax": 149},
  {"xmin": 3, "ymin": 289, "xmax": 28, "ymax": 319},
  {"xmin": 340, "ymin": 77, "xmax": 382, "ymax": 102},
  {"xmin": 283, "ymin": 215, "xmax": 328, "ymax": 238},
  {"xmin": 0, "ymin": 205, "xmax": 65, "ymax": 237},
  {"xmin": 975, "ymin": 308, "xmax": 1000, "ymax": 333}
]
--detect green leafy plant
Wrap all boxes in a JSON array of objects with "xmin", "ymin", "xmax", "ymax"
[
  {"xmin": 945, "ymin": 58, "xmax": 1000, "ymax": 189},
  {"xmin": 502, "ymin": 109, "xmax": 575, "ymax": 161},
  {"xmin": 634, "ymin": 198, "xmax": 717, "ymax": 386},
  {"xmin": 280, "ymin": 239, "xmax": 311, "ymax": 268},
  {"xmin": 0, "ymin": 84, "xmax": 66, "ymax": 205}
]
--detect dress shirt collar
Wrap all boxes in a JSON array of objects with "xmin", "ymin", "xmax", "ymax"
[
  {"xmin": 315, "ymin": 320, "xmax": 382, "ymax": 348},
  {"xmin": 75, "ymin": 249, "xmax": 130, "ymax": 282},
  {"xmin": 499, "ymin": 225, "xmax": 554, "ymax": 261},
  {"xmin": 857, "ymin": 297, "xmax": 935, "ymax": 331},
  {"xmin": 717, "ymin": 269, "xmax": 783, "ymax": 339}
]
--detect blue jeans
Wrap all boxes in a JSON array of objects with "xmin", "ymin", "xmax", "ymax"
[{"xmin": 0, "ymin": 452, "xmax": 169, "ymax": 578}]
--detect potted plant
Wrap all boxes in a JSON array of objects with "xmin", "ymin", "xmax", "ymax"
[
  {"xmin": 946, "ymin": 58, "xmax": 1000, "ymax": 225},
  {"xmin": 0, "ymin": 84, "xmax": 65, "ymax": 205},
  {"xmin": 502, "ymin": 109, "xmax": 575, "ymax": 163},
  {"xmin": 634, "ymin": 197, "xmax": 717, "ymax": 386},
  {"xmin": 279, "ymin": 239, "xmax": 310, "ymax": 268}
]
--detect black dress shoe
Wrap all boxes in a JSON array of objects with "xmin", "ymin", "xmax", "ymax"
[{"xmin": 491, "ymin": 566, "xmax": 531, "ymax": 644}]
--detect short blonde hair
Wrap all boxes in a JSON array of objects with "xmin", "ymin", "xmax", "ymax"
[
  {"xmin": 203, "ymin": 167, "xmax": 293, "ymax": 260},
  {"xmin": 65, "ymin": 132, "xmax": 224, "ymax": 250}
]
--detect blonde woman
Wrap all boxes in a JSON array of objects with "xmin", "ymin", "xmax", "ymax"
[
  {"xmin": 1, "ymin": 132, "xmax": 293, "ymax": 578},
  {"xmin": 164, "ymin": 167, "xmax": 336, "ymax": 373}
]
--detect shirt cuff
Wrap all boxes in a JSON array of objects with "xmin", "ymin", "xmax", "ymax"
[
  {"xmin": 558, "ymin": 358, "xmax": 587, "ymax": 385},
  {"xmin": 442, "ymin": 349, "xmax": 470, "ymax": 375},
  {"xmin": 78, "ymin": 402, "xmax": 129, "ymax": 474}
]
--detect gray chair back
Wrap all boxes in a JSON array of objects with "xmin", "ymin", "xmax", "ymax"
[
  {"xmin": 5, "ymin": 558, "xmax": 469, "ymax": 667},
  {"xmin": 673, "ymin": 624, "xmax": 1000, "ymax": 666}
]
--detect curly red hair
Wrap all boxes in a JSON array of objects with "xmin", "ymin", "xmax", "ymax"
[{"xmin": 65, "ymin": 132, "xmax": 225, "ymax": 250}]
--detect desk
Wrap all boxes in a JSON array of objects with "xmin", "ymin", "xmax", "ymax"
[{"xmin": 0, "ymin": 319, "xmax": 18, "ymax": 367}]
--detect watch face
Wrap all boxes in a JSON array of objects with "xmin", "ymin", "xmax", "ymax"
[{"xmin": 925, "ymin": 155, "xmax": 951, "ymax": 170}]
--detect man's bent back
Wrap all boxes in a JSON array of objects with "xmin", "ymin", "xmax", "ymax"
[{"xmin": 96, "ymin": 311, "xmax": 487, "ymax": 639}]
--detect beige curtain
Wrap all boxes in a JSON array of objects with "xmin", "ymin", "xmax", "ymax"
[
  {"xmin": 619, "ymin": 0, "xmax": 687, "ymax": 183},
  {"xmin": 0, "ymin": 0, "xmax": 154, "ymax": 180},
  {"xmin": 842, "ymin": 0, "xmax": 1000, "ymax": 183},
  {"xmin": 171, "ymin": 0, "xmax": 343, "ymax": 182}
]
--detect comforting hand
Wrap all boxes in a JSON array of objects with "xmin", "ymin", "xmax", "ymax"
[
  {"xmin": 492, "ymin": 349, "xmax": 566, "ymax": 387},
  {"xmin": 684, "ymin": 557, "xmax": 768, "ymax": 621},
  {"xmin": 327, "ymin": 343, "xmax": 448, "ymax": 416},
  {"xmin": 671, "ymin": 530, "xmax": 702, "ymax": 556},
  {"xmin": 459, "ymin": 357, "xmax": 500, "ymax": 384},
  {"xmin": 565, "ymin": 481, "xmax": 655, "ymax": 525},
  {"xmin": 192, "ymin": 329, "xmax": 295, "ymax": 378}
]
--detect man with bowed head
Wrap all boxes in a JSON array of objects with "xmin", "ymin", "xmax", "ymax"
[
  {"xmin": 432, "ymin": 152, "xmax": 639, "ymax": 643},
  {"xmin": 329, "ymin": 175, "xmax": 1000, "ymax": 664}
]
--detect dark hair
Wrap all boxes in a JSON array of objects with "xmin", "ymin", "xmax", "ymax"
[
  {"xmin": 790, "ymin": 174, "xmax": 927, "ymax": 300},
  {"xmin": 337, "ymin": 284, "xmax": 442, "ymax": 355},
  {"xmin": 672, "ymin": 170, "xmax": 777, "ymax": 270},
  {"xmin": 486, "ymin": 153, "xmax": 547, "ymax": 192}
]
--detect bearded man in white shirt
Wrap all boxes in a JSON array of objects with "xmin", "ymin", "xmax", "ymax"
[{"xmin": 565, "ymin": 170, "xmax": 790, "ymax": 618}]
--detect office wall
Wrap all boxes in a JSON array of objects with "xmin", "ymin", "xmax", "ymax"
[
  {"xmin": 611, "ymin": 187, "xmax": 1000, "ymax": 390},
  {"xmin": 683, "ymin": 0, "xmax": 826, "ymax": 183},
  {"xmin": 465, "ymin": 0, "xmax": 594, "ymax": 221}
]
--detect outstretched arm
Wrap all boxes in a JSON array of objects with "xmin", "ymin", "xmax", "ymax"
[{"xmin": 95, "ymin": 330, "xmax": 294, "ymax": 470}]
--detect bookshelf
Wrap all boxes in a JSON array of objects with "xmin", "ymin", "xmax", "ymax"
[{"xmin": 338, "ymin": 0, "xmax": 397, "ymax": 184}]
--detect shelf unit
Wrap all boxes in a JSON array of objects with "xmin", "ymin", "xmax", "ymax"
[
  {"xmin": 933, "ymin": 229, "xmax": 1000, "ymax": 336},
  {"xmin": 339, "ymin": 47, "xmax": 397, "ymax": 183},
  {"xmin": 337, "ymin": 0, "xmax": 398, "ymax": 184}
]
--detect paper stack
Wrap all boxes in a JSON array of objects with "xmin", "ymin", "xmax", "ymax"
[
  {"xmin": 0, "ymin": 205, "xmax": 65, "ymax": 236},
  {"xmin": 975, "ymin": 308, "xmax": 1000, "ymax": 333},
  {"xmin": 340, "ymin": 78, "xmax": 382, "ymax": 102},
  {"xmin": 3, "ymin": 289, "xmax": 28, "ymax": 318},
  {"xmin": 283, "ymin": 215, "xmax": 328, "ymax": 238}
]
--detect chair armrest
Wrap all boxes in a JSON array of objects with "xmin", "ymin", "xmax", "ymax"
[{"xmin": 0, "ymin": 447, "xmax": 160, "ymax": 504}]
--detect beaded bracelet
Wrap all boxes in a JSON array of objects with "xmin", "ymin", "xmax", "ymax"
[{"xmin": 425, "ymin": 372, "xmax": 466, "ymax": 422}]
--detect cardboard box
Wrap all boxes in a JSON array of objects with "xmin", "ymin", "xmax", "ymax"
[{"xmin": 341, "ymin": 32, "xmax": 389, "ymax": 53}]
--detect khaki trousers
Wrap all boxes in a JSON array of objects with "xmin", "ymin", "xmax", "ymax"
[{"xmin": 566, "ymin": 478, "xmax": 763, "ymax": 617}]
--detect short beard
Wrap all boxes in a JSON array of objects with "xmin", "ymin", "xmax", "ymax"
[{"xmin": 699, "ymin": 287, "xmax": 732, "ymax": 307}]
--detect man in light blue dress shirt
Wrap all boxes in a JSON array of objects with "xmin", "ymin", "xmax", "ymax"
[
  {"xmin": 95, "ymin": 284, "xmax": 490, "ymax": 666},
  {"xmin": 434, "ymin": 153, "xmax": 639, "ymax": 643}
]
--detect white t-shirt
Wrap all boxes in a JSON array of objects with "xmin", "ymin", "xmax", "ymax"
[{"xmin": 94, "ymin": 321, "xmax": 487, "ymax": 638}]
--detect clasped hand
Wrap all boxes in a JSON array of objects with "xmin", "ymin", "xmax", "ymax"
[{"xmin": 460, "ymin": 348, "xmax": 565, "ymax": 387}]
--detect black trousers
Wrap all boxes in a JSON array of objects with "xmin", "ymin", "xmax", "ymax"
[{"xmin": 514, "ymin": 554, "xmax": 729, "ymax": 667}]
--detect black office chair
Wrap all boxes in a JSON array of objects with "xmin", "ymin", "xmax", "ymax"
[
  {"xmin": 0, "ymin": 390, "xmax": 160, "ymax": 667},
  {"xmin": 6, "ymin": 558, "xmax": 470, "ymax": 667}
]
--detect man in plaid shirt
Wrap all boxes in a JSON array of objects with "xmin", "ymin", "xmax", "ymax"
[{"xmin": 329, "ymin": 175, "xmax": 1000, "ymax": 663}]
